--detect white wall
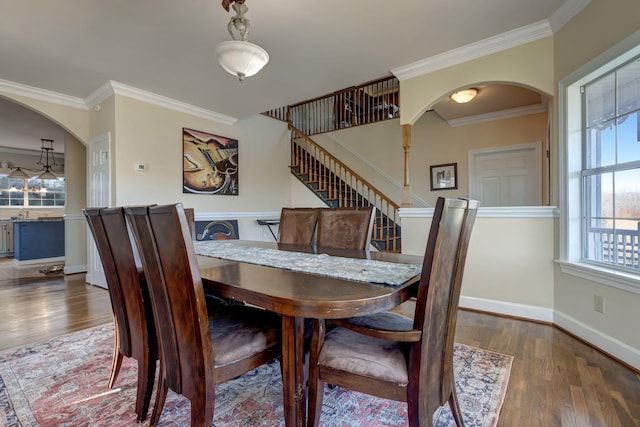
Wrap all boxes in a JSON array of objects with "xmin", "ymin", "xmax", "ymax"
[
  {"xmin": 401, "ymin": 207, "xmax": 556, "ymax": 322},
  {"xmin": 111, "ymin": 96, "xmax": 292, "ymax": 213},
  {"xmin": 400, "ymin": 38, "xmax": 555, "ymax": 125},
  {"xmin": 552, "ymin": 0, "xmax": 640, "ymax": 369},
  {"xmin": 63, "ymin": 132, "xmax": 87, "ymax": 274}
]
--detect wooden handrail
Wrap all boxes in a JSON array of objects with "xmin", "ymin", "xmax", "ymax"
[
  {"xmin": 262, "ymin": 75, "xmax": 403, "ymax": 251},
  {"xmin": 289, "ymin": 124, "xmax": 400, "ymax": 212},
  {"xmin": 264, "ymin": 76, "xmax": 399, "ymax": 136},
  {"xmin": 289, "ymin": 123, "xmax": 402, "ymax": 251}
]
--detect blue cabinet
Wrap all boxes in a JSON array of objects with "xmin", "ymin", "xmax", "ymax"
[{"xmin": 13, "ymin": 220, "xmax": 65, "ymax": 262}]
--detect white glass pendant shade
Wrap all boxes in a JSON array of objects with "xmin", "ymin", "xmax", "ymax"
[
  {"xmin": 8, "ymin": 167, "xmax": 29, "ymax": 179},
  {"xmin": 215, "ymin": 40, "xmax": 269, "ymax": 81},
  {"xmin": 37, "ymin": 168, "xmax": 57, "ymax": 180}
]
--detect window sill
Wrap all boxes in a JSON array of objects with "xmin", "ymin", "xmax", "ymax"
[{"xmin": 555, "ymin": 260, "xmax": 640, "ymax": 295}]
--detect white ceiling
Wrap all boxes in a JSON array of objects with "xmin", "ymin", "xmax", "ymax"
[{"xmin": 0, "ymin": 0, "xmax": 584, "ymax": 151}]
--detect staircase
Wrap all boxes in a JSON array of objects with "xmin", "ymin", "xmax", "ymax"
[
  {"xmin": 263, "ymin": 76, "xmax": 402, "ymax": 252},
  {"xmin": 289, "ymin": 124, "xmax": 401, "ymax": 252}
]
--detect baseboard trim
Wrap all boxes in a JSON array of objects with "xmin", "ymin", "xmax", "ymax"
[
  {"xmin": 554, "ymin": 311, "xmax": 640, "ymax": 371},
  {"xmin": 459, "ymin": 295, "xmax": 554, "ymax": 323},
  {"xmin": 13, "ymin": 256, "xmax": 65, "ymax": 266},
  {"xmin": 459, "ymin": 295, "xmax": 640, "ymax": 370},
  {"xmin": 64, "ymin": 264, "xmax": 87, "ymax": 275}
]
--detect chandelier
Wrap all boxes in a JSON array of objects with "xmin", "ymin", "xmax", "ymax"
[
  {"xmin": 8, "ymin": 139, "xmax": 60, "ymax": 182},
  {"xmin": 214, "ymin": 0, "xmax": 269, "ymax": 82}
]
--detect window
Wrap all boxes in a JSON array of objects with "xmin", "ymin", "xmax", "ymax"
[
  {"xmin": 582, "ymin": 57, "xmax": 640, "ymax": 273},
  {"xmin": 0, "ymin": 175, "xmax": 65, "ymax": 207},
  {"xmin": 559, "ymin": 36, "xmax": 640, "ymax": 292}
]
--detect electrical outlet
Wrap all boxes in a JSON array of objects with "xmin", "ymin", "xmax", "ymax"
[{"xmin": 594, "ymin": 294, "xmax": 605, "ymax": 314}]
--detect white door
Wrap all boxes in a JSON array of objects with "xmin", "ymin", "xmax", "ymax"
[
  {"xmin": 468, "ymin": 142, "xmax": 541, "ymax": 207},
  {"xmin": 86, "ymin": 132, "xmax": 111, "ymax": 288}
]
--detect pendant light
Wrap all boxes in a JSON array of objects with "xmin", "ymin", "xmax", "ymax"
[{"xmin": 214, "ymin": 0, "xmax": 269, "ymax": 82}]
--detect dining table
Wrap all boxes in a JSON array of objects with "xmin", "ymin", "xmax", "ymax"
[{"xmin": 195, "ymin": 239, "xmax": 423, "ymax": 427}]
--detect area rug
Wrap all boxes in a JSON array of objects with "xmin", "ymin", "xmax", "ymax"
[{"xmin": 0, "ymin": 324, "xmax": 513, "ymax": 427}]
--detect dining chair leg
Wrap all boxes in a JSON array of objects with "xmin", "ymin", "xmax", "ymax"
[
  {"xmin": 189, "ymin": 388, "xmax": 215, "ymax": 427},
  {"xmin": 135, "ymin": 352, "xmax": 157, "ymax": 421},
  {"xmin": 307, "ymin": 320, "xmax": 326, "ymax": 427},
  {"xmin": 150, "ymin": 376, "xmax": 169, "ymax": 427},
  {"xmin": 107, "ymin": 323, "xmax": 123, "ymax": 389},
  {"xmin": 448, "ymin": 386, "xmax": 466, "ymax": 427}
]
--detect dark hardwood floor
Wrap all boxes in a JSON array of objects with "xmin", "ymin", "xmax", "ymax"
[
  {"xmin": 0, "ymin": 259, "xmax": 112, "ymax": 351},
  {"xmin": 1, "ymin": 259, "xmax": 639, "ymax": 426}
]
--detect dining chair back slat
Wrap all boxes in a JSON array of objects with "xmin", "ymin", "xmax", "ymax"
[
  {"xmin": 278, "ymin": 207, "xmax": 319, "ymax": 245},
  {"xmin": 316, "ymin": 206, "xmax": 375, "ymax": 250},
  {"xmin": 307, "ymin": 197, "xmax": 479, "ymax": 427},
  {"xmin": 409, "ymin": 198, "xmax": 479, "ymax": 424},
  {"xmin": 83, "ymin": 207, "xmax": 158, "ymax": 422},
  {"xmin": 124, "ymin": 206, "xmax": 185, "ymax": 392},
  {"xmin": 125, "ymin": 203, "xmax": 282, "ymax": 427}
]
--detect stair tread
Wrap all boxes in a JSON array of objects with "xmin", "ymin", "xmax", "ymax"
[{"xmin": 293, "ymin": 142, "xmax": 401, "ymax": 253}]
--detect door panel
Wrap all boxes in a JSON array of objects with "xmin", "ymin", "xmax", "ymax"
[
  {"xmin": 469, "ymin": 142, "xmax": 541, "ymax": 207},
  {"xmin": 86, "ymin": 133, "xmax": 111, "ymax": 288}
]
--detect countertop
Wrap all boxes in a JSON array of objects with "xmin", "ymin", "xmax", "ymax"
[{"xmin": 5, "ymin": 217, "xmax": 64, "ymax": 223}]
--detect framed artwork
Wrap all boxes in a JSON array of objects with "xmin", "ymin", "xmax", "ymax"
[
  {"xmin": 182, "ymin": 128, "xmax": 238, "ymax": 195},
  {"xmin": 195, "ymin": 220, "xmax": 239, "ymax": 240},
  {"xmin": 429, "ymin": 162, "xmax": 458, "ymax": 191}
]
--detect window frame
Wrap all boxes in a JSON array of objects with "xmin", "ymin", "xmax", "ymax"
[
  {"xmin": 0, "ymin": 175, "xmax": 66, "ymax": 208},
  {"xmin": 558, "ymin": 34, "xmax": 640, "ymax": 295}
]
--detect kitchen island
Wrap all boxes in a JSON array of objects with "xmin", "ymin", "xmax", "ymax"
[{"xmin": 13, "ymin": 218, "xmax": 65, "ymax": 264}]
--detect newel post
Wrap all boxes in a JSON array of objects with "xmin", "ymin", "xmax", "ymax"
[{"xmin": 401, "ymin": 124, "xmax": 413, "ymax": 207}]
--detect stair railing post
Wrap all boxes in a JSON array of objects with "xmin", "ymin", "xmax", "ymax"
[{"xmin": 401, "ymin": 123, "xmax": 413, "ymax": 207}]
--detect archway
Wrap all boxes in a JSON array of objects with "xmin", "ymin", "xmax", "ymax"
[
  {"xmin": 407, "ymin": 82, "xmax": 552, "ymax": 207},
  {"xmin": 0, "ymin": 95, "xmax": 89, "ymax": 273}
]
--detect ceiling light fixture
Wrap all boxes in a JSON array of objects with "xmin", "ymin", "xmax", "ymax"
[
  {"xmin": 450, "ymin": 88, "xmax": 478, "ymax": 104},
  {"xmin": 214, "ymin": 0, "xmax": 269, "ymax": 82},
  {"xmin": 7, "ymin": 167, "xmax": 29, "ymax": 179},
  {"xmin": 7, "ymin": 139, "xmax": 60, "ymax": 181},
  {"xmin": 36, "ymin": 139, "xmax": 58, "ymax": 180}
]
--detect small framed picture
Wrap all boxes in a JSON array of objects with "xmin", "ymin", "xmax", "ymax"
[{"xmin": 430, "ymin": 163, "xmax": 458, "ymax": 191}]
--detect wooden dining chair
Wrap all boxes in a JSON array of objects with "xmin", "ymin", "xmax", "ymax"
[
  {"xmin": 307, "ymin": 197, "xmax": 479, "ymax": 427},
  {"xmin": 183, "ymin": 207, "xmax": 196, "ymax": 240},
  {"xmin": 124, "ymin": 203, "xmax": 282, "ymax": 427},
  {"xmin": 83, "ymin": 207, "xmax": 158, "ymax": 422},
  {"xmin": 316, "ymin": 205, "xmax": 375, "ymax": 250},
  {"xmin": 278, "ymin": 207, "xmax": 319, "ymax": 245}
]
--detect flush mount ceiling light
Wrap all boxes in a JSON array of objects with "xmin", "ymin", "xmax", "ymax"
[
  {"xmin": 450, "ymin": 88, "xmax": 478, "ymax": 104},
  {"xmin": 214, "ymin": 0, "xmax": 269, "ymax": 82}
]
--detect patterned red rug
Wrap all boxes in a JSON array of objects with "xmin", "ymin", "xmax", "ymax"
[{"xmin": 0, "ymin": 323, "xmax": 512, "ymax": 426}]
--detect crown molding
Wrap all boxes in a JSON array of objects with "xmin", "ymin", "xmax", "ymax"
[
  {"xmin": 392, "ymin": 20, "xmax": 553, "ymax": 81},
  {"xmin": 86, "ymin": 81, "xmax": 237, "ymax": 126},
  {"xmin": 0, "ymin": 78, "xmax": 237, "ymax": 126},
  {"xmin": 446, "ymin": 103, "xmax": 547, "ymax": 127},
  {"xmin": 391, "ymin": 0, "xmax": 592, "ymax": 81},
  {"xmin": 0, "ymin": 78, "xmax": 86, "ymax": 109},
  {"xmin": 548, "ymin": 0, "xmax": 592, "ymax": 33},
  {"xmin": 83, "ymin": 81, "xmax": 113, "ymax": 110}
]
